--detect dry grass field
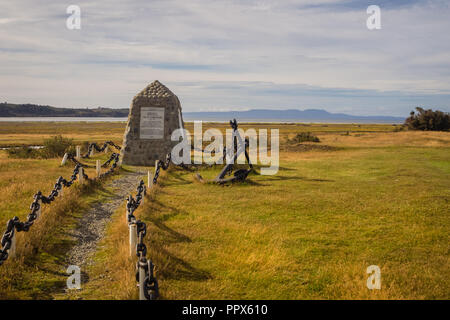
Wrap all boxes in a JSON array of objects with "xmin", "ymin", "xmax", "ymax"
[{"xmin": 0, "ymin": 121, "xmax": 448, "ymax": 299}]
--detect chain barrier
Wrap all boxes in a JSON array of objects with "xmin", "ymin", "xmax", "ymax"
[
  {"xmin": 82, "ymin": 141, "xmax": 121, "ymax": 159},
  {"xmin": 0, "ymin": 163, "xmax": 81, "ymax": 265},
  {"xmin": 67, "ymin": 152, "xmax": 118, "ymax": 168},
  {"xmin": 126, "ymin": 180, "xmax": 159, "ymax": 300},
  {"xmin": 127, "ymin": 152, "xmax": 188, "ymax": 300},
  {"xmin": 152, "ymin": 153, "xmax": 172, "ymax": 185},
  {"xmin": 0, "ymin": 151, "xmax": 121, "ymax": 266}
]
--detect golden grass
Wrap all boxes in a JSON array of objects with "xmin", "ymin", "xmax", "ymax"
[
  {"xmin": 64, "ymin": 173, "xmax": 165, "ymax": 300},
  {"xmin": 0, "ymin": 179, "xmax": 101, "ymax": 299},
  {"xmin": 0, "ymin": 146, "xmax": 121, "ymax": 299},
  {"xmin": 0, "ymin": 122, "xmax": 448, "ymax": 299},
  {"xmin": 0, "ymin": 121, "xmax": 396, "ymax": 147}
]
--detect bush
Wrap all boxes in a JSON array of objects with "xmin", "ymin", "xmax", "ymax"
[
  {"xmin": 81, "ymin": 141, "xmax": 91, "ymax": 154},
  {"xmin": 289, "ymin": 132, "xmax": 320, "ymax": 143},
  {"xmin": 7, "ymin": 135, "xmax": 74, "ymax": 159},
  {"xmin": 393, "ymin": 125, "xmax": 406, "ymax": 132},
  {"xmin": 6, "ymin": 146, "xmax": 40, "ymax": 159},
  {"xmin": 405, "ymin": 107, "xmax": 450, "ymax": 131},
  {"xmin": 40, "ymin": 135, "xmax": 74, "ymax": 158}
]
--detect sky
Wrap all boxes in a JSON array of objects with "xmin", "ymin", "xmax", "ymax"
[{"xmin": 0, "ymin": 0, "xmax": 449, "ymax": 116}]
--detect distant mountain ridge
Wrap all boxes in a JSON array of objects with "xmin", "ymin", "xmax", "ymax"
[
  {"xmin": 184, "ymin": 108, "xmax": 404, "ymax": 123},
  {"xmin": 0, "ymin": 103, "xmax": 404, "ymax": 123},
  {"xmin": 0, "ymin": 103, "xmax": 129, "ymax": 117}
]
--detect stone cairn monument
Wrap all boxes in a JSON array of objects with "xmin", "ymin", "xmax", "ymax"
[{"xmin": 120, "ymin": 80, "xmax": 184, "ymax": 166}]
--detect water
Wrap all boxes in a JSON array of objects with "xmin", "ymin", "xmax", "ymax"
[
  {"xmin": 0, "ymin": 117, "xmax": 128, "ymax": 122},
  {"xmin": 0, "ymin": 117, "xmax": 401, "ymax": 124},
  {"xmin": 0, "ymin": 145, "xmax": 43, "ymax": 150}
]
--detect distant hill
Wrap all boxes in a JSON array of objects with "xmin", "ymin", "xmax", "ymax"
[
  {"xmin": 184, "ymin": 109, "xmax": 404, "ymax": 123},
  {"xmin": 0, "ymin": 103, "xmax": 129, "ymax": 117},
  {"xmin": 0, "ymin": 103, "xmax": 404, "ymax": 123}
]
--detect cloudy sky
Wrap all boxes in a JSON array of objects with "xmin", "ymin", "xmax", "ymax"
[{"xmin": 0, "ymin": 0, "xmax": 449, "ymax": 116}]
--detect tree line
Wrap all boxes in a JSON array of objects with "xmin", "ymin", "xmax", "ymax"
[{"xmin": 405, "ymin": 107, "xmax": 449, "ymax": 131}]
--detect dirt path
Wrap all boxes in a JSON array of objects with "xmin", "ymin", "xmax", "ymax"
[{"xmin": 66, "ymin": 169, "xmax": 145, "ymax": 267}]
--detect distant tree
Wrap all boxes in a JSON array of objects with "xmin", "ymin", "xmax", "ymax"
[{"xmin": 405, "ymin": 107, "xmax": 450, "ymax": 131}]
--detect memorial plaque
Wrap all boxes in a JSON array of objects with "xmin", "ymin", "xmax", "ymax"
[
  {"xmin": 120, "ymin": 80, "xmax": 184, "ymax": 166},
  {"xmin": 140, "ymin": 107, "xmax": 164, "ymax": 139}
]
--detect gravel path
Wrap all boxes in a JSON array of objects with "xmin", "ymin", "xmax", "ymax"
[{"xmin": 66, "ymin": 170, "xmax": 145, "ymax": 267}]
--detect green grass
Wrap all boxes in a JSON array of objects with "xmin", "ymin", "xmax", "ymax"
[
  {"xmin": 137, "ymin": 145, "xmax": 449, "ymax": 299},
  {"xmin": 0, "ymin": 122, "xmax": 448, "ymax": 299}
]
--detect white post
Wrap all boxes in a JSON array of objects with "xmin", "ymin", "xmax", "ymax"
[
  {"xmin": 148, "ymin": 170, "xmax": 153, "ymax": 188},
  {"xmin": 36, "ymin": 199, "xmax": 42, "ymax": 219},
  {"xmin": 90, "ymin": 146, "xmax": 94, "ymax": 157},
  {"xmin": 60, "ymin": 185, "xmax": 64, "ymax": 197},
  {"xmin": 61, "ymin": 153, "xmax": 68, "ymax": 166},
  {"xmin": 96, "ymin": 160, "xmax": 101, "ymax": 177},
  {"xmin": 76, "ymin": 146, "xmax": 81, "ymax": 160},
  {"xmin": 129, "ymin": 223, "xmax": 137, "ymax": 256},
  {"xmin": 9, "ymin": 230, "xmax": 16, "ymax": 258},
  {"xmin": 79, "ymin": 167, "xmax": 84, "ymax": 183},
  {"xmin": 139, "ymin": 261, "xmax": 146, "ymax": 300},
  {"xmin": 104, "ymin": 146, "xmax": 108, "ymax": 154}
]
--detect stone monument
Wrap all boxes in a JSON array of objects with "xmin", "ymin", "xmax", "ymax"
[{"xmin": 120, "ymin": 80, "xmax": 184, "ymax": 166}]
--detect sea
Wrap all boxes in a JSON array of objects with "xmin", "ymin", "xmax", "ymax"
[
  {"xmin": 0, "ymin": 117, "xmax": 401, "ymax": 124},
  {"xmin": 0, "ymin": 117, "xmax": 128, "ymax": 122}
]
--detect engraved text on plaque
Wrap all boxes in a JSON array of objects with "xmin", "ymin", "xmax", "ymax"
[{"xmin": 140, "ymin": 107, "xmax": 164, "ymax": 139}]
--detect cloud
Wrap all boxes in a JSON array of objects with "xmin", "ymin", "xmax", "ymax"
[{"xmin": 0, "ymin": 0, "xmax": 449, "ymax": 115}]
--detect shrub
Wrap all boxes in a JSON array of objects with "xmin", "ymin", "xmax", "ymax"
[
  {"xmin": 40, "ymin": 135, "xmax": 74, "ymax": 158},
  {"xmin": 289, "ymin": 132, "xmax": 320, "ymax": 143},
  {"xmin": 7, "ymin": 135, "xmax": 74, "ymax": 159},
  {"xmin": 81, "ymin": 141, "xmax": 91, "ymax": 154},
  {"xmin": 405, "ymin": 107, "xmax": 450, "ymax": 131},
  {"xmin": 393, "ymin": 125, "xmax": 406, "ymax": 132},
  {"xmin": 6, "ymin": 146, "xmax": 40, "ymax": 159}
]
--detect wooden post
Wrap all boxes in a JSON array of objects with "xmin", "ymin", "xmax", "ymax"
[
  {"xmin": 129, "ymin": 223, "xmax": 137, "ymax": 256},
  {"xmin": 75, "ymin": 146, "xmax": 81, "ymax": 160},
  {"xmin": 61, "ymin": 153, "xmax": 68, "ymax": 166},
  {"xmin": 60, "ymin": 185, "xmax": 64, "ymax": 197},
  {"xmin": 104, "ymin": 146, "xmax": 108, "ymax": 153},
  {"xmin": 96, "ymin": 160, "xmax": 101, "ymax": 177},
  {"xmin": 79, "ymin": 167, "xmax": 84, "ymax": 183},
  {"xmin": 9, "ymin": 230, "xmax": 16, "ymax": 258},
  {"xmin": 90, "ymin": 147, "xmax": 94, "ymax": 157}
]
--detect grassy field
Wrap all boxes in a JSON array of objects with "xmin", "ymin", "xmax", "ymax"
[
  {"xmin": 0, "ymin": 121, "xmax": 397, "ymax": 147},
  {"xmin": 0, "ymin": 121, "xmax": 448, "ymax": 299}
]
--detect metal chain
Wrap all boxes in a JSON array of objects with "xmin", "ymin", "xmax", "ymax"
[
  {"xmin": 82, "ymin": 141, "xmax": 121, "ymax": 159},
  {"xmin": 126, "ymin": 180, "xmax": 146, "ymax": 223},
  {"xmin": 152, "ymin": 153, "xmax": 171, "ymax": 185},
  {"xmin": 67, "ymin": 152, "xmax": 119, "ymax": 168},
  {"xmin": 0, "ymin": 152, "xmax": 121, "ymax": 266},
  {"xmin": 98, "ymin": 153, "xmax": 120, "ymax": 179},
  {"xmin": 126, "ymin": 180, "xmax": 158, "ymax": 300},
  {"xmin": 0, "ymin": 163, "xmax": 81, "ymax": 265}
]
